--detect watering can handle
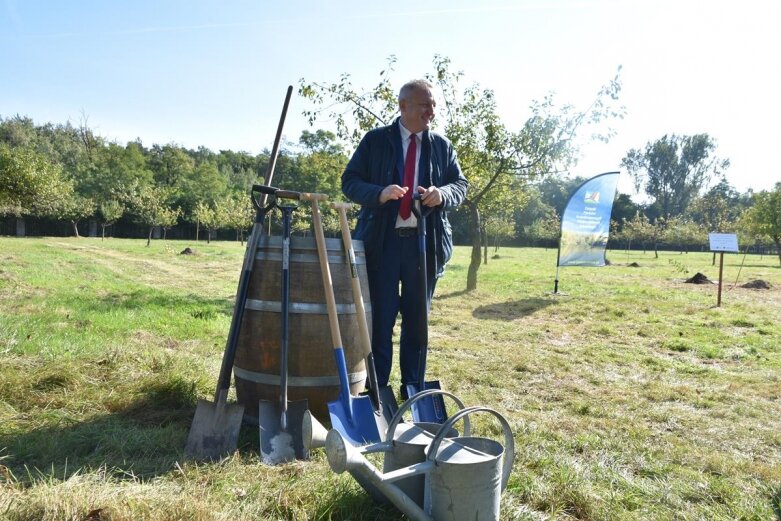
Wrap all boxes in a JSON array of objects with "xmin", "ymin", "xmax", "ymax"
[
  {"xmin": 386, "ymin": 389, "xmax": 469, "ymax": 441},
  {"xmin": 425, "ymin": 406, "xmax": 515, "ymax": 492}
]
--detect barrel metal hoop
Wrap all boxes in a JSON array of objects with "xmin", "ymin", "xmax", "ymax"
[
  {"xmin": 253, "ymin": 251, "xmax": 366, "ymax": 265},
  {"xmin": 244, "ymin": 299, "xmax": 372, "ymax": 315},
  {"xmin": 233, "ymin": 366, "xmax": 367, "ymax": 386}
]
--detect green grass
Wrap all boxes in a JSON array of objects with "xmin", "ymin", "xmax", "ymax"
[{"xmin": 1, "ymin": 237, "xmax": 780, "ymax": 520}]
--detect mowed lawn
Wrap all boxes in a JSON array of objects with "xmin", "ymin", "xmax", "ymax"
[{"xmin": 0, "ymin": 236, "xmax": 779, "ymax": 520}]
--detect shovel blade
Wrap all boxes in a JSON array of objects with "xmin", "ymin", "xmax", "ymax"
[
  {"xmin": 259, "ymin": 399, "xmax": 309, "ymax": 464},
  {"xmin": 328, "ymin": 394, "xmax": 382, "ymax": 446},
  {"xmin": 328, "ymin": 347, "xmax": 382, "ymax": 445},
  {"xmin": 184, "ymin": 398, "xmax": 244, "ymax": 460},
  {"xmin": 405, "ymin": 381, "xmax": 447, "ymax": 424}
]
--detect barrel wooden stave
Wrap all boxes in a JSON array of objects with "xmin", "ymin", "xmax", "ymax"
[{"xmin": 234, "ymin": 235, "xmax": 371, "ymax": 425}]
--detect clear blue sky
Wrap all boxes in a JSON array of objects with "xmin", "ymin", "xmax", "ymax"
[{"xmin": 2, "ymin": 0, "xmax": 779, "ymax": 196}]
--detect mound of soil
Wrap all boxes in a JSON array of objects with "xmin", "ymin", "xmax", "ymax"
[
  {"xmin": 741, "ymin": 279, "xmax": 771, "ymax": 289},
  {"xmin": 685, "ymin": 272, "xmax": 711, "ymax": 284},
  {"xmin": 180, "ymin": 247, "xmax": 195, "ymax": 255},
  {"xmin": 628, "ymin": 262, "xmax": 640, "ymax": 267}
]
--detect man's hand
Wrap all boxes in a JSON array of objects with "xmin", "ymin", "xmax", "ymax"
[
  {"xmin": 379, "ymin": 184, "xmax": 408, "ymax": 204},
  {"xmin": 418, "ymin": 185, "xmax": 443, "ymax": 207}
]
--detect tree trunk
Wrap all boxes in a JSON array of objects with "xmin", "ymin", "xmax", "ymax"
[
  {"xmin": 101, "ymin": 225, "xmax": 106, "ymax": 241},
  {"xmin": 774, "ymin": 237, "xmax": 781, "ymax": 266},
  {"xmin": 207, "ymin": 230, "xmax": 211, "ymax": 244},
  {"xmin": 196, "ymin": 220, "xmax": 200, "ymax": 241},
  {"xmin": 466, "ymin": 205, "xmax": 482, "ymax": 291},
  {"xmin": 147, "ymin": 226, "xmax": 153, "ymax": 246},
  {"xmin": 71, "ymin": 221, "xmax": 80, "ymax": 238}
]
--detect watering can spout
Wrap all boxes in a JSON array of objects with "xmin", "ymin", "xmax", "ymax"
[
  {"xmin": 302, "ymin": 410, "xmax": 329, "ymax": 451},
  {"xmin": 325, "ymin": 430, "xmax": 433, "ymax": 521}
]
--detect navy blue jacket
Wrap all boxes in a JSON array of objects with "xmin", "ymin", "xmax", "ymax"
[{"xmin": 342, "ymin": 119, "xmax": 468, "ymax": 278}]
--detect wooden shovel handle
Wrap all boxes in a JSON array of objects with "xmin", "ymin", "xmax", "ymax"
[
  {"xmin": 308, "ymin": 196, "xmax": 342, "ymax": 350},
  {"xmin": 299, "ymin": 192, "xmax": 330, "ymax": 202},
  {"xmin": 331, "ymin": 203, "xmax": 371, "ymax": 358}
]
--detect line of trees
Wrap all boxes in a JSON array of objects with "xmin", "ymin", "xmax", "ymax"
[
  {"xmin": 0, "ymin": 115, "xmax": 349, "ymax": 243},
  {"xmin": 2, "ymin": 57, "xmax": 780, "ymax": 287}
]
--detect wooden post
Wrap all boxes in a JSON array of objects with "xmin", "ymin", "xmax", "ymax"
[{"xmin": 717, "ymin": 251, "xmax": 724, "ymax": 307}]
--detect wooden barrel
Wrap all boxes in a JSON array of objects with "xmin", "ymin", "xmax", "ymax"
[{"xmin": 234, "ymin": 234, "xmax": 371, "ymax": 426}]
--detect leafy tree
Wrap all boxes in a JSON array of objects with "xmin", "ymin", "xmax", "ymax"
[
  {"xmin": 611, "ymin": 193, "xmax": 644, "ymax": 226},
  {"xmin": 148, "ymin": 144, "xmax": 194, "ymax": 189},
  {"xmin": 98, "ymin": 199, "xmax": 124, "ymax": 240},
  {"xmin": 622, "ymin": 134, "xmax": 730, "ymax": 220},
  {"xmin": 524, "ymin": 213, "xmax": 560, "ymax": 249},
  {"xmin": 663, "ymin": 217, "xmax": 704, "ymax": 253},
  {"xmin": 76, "ymin": 141, "xmax": 154, "ymax": 204},
  {"xmin": 514, "ymin": 186, "xmax": 555, "ymax": 230},
  {"xmin": 158, "ymin": 206, "xmax": 181, "ymax": 240},
  {"xmin": 178, "ymin": 159, "xmax": 229, "ymax": 217},
  {"xmin": 193, "ymin": 201, "xmax": 218, "ymax": 243},
  {"xmin": 620, "ymin": 211, "xmax": 659, "ymax": 254},
  {"xmin": 300, "ymin": 55, "xmax": 624, "ymax": 290},
  {"xmin": 741, "ymin": 183, "xmax": 781, "ymax": 265},
  {"xmin": 58, "ymin": 193, "xmax": 96, "ymax": 237},
  {"xmin": 125, "ymin": 184, "xmax": 180, "ymax": 246},
  {"xmin": 285, "ymin": 131, "xmax": 347, "ymax": 196},
  {"xmin": 217, "ymin": 150, "xmax": 263, "ymax": 192},
  {"xmin": 0, "ymin": 144, "xmax": 71, "ymax": 217},
  {"xmin": 484, "ymin": 213, "xmax": 515, "ymax": 253},
  {"xmin": 221, "ymin": 193, "xmax": 254, "ymax": 243}
]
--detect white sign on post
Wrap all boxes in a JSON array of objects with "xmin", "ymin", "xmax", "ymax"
[{"xmin": 708, "ymin": 233, "xmax": 739, "ymax": 252}]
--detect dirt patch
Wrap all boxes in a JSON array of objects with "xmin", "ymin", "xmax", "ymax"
[
  {"xmin": 741, "ymin": 279, "xmax": 771, "ymax": 290},
  {"xmin": 685, "ymin": 272, "xmax": 712, "ymax": 284}
]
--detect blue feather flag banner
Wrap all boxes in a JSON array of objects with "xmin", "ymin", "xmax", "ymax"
[{"xmin": 557, "ymin": 172, "xmax": 620, "ymax": 267}]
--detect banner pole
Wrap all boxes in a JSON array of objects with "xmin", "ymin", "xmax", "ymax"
[
  {"xmin": 554, "ymin": 246, "xmax": 561, "ymax": 294},
  {"xmin": 717, "ymin": 252, "xmax": 724, "ymax": 307}
]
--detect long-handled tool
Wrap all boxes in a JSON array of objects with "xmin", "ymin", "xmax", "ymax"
[
  {"xmin": 306, "ymin": 194, "xmax": 382, "ymax": 446},
  {"xmin": 184, "ymin": 185, "xmax": 275, "ymax": 459},
  {"xmin": 404, "ymin": 194, "xmax": 447, "ymax": 424},
  {"xmin": 259, "ymin": 197, "xmax": 309, "ymax": 464},
  {"xmin": 332, "ymin": 202, "xmax": 391, "ymax": 436},
  {"xmin": 183, "ymin": 86, "xmax": 293, "ymax": 460}
]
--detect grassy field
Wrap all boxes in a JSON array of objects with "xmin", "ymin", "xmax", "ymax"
[{"xmin": 0, "ymin": 236, "xmax": 779, "ymax": 520}]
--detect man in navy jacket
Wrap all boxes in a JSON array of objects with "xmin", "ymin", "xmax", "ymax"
[{"xmin": 342, "ymin": 79, "xmax": 468, "ymax": 397}]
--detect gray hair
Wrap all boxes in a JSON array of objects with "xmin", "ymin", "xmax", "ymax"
[{"xmin": 398, "ymin": 80, "xmax": 434, "ymax": 102}]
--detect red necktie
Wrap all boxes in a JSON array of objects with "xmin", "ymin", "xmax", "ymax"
[{"xmin": 399, "ymin": 134, "xmax": 416, "ymax": 219}]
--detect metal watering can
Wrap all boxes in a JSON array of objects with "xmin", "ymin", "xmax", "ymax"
[
  {"xmin": 368, "ymin": 389, "xmax": 467, "ymax": 506},
  {"xmin": 305, "ymin": 390, "xmax": 465, "ymax": 505},
  {"xmin": 326, "ymin": 403, "xmax": 514, "ymax": 521}
]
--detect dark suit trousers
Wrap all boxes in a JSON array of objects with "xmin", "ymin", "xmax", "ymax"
[{"xmin": 368, "ymin": 223, "xmax": 437, "ymax": 387}]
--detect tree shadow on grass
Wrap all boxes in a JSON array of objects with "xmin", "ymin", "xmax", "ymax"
[
  {"xmin": 472, "ymin": 297, "xmax": 557, "ymax": 321},
  {"xmin": 85, "ymin": 288, "xmax": 234, "ymax": 318},
  {"xmin": 436, "ymin": 288, "xmax": 472, "ymax": 300},
  {"xmin": 0, "ymin": 376, "xmax": 259, "ymax": 482}
]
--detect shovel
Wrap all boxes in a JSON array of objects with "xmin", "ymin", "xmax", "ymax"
[
  {"xmin": 184, "ymin": 185, "xmax": 274, "ymax": 459},
  {"xmin": 259, "ymin": 199, "xmax": 309, "ymax": 464},
  {"xmin": 305, "ymin": 193, "xmax": 382, "ymax": 446},
  {"xmin": 184, "ymin": 87, "xmax": 293, "ymax": 460},
  {"xmin": 331, "ymin": 202, "xmax": 391, "ymax": 436},
  {"xmin": 404, "ymin": 194, "xmax": 447, "ymax": 424}
]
